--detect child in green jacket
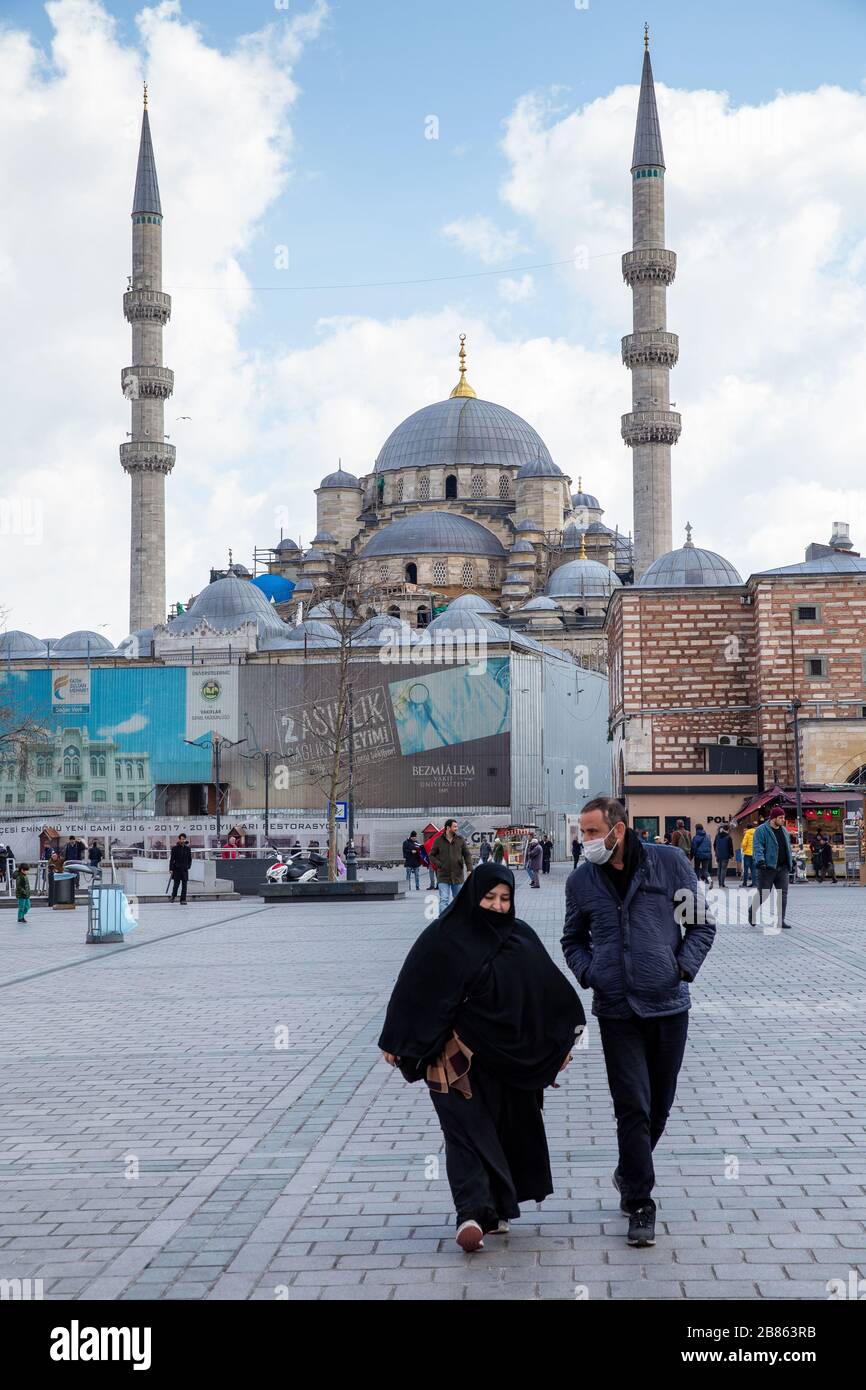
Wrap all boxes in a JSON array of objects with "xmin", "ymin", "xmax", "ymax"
[{"xmin": 15, "ymin": 865, "xmax": 31, "ymax": 923}]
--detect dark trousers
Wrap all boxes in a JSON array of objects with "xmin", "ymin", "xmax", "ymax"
[
  {"xmin": 572, "ymin": 854, "xmax": 580, "ymax": 869},
  {"xmin": 742, "ymin": 854, "xmax": 754, "ymax": 886},
  {"xmin": 749, "ymin": 866, "xmax": 789, "ymax": 927},
  {"xmin": 170, "ymin": 872, "xmax": 188, "ymax": 903},
  {"xmin": 694, "ymin": 858, "xmax": 710, "ymax": 883},
  {"xmin": 717, "ymin": 859, "xmax": 729, "ymax": 887},
  {"xmin": 598, "ymin": 1011, "xmax": 690, "ymax": 1213}
]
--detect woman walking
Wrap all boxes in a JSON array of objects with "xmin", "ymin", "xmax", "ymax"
[
  {"xmin": 379, "ymin": 862, "xmax": 585, "ymax": 1252},
  {"xmin": 15, "ymin": 864, "xmax": 31, "ymax": 923}
]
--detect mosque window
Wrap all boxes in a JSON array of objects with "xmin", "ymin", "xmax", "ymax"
[
  {"xmin": 461, "ymin": 561, "xmax": 474, "ymax": 588},
  {"xmin": 433, "ymin": 560, "xmax": 447, "ymax": 585},
  {"xmin": 396, "ymin": 476, "xmax": 404, "ymax": 502},
  {"xmin": 405, "ymin": 562, "xmax": 418, "ymax": 584},
  {"xmin": 416, "ymin": 607, "xmax": 430, "ymax": 628},
  {"xmin": 378, "ymin": 563, "xmax": 390, "ymax": 584},
  {"xmin": 93, "ymin": 790, "xmax": 106, "ymax": 802},
  {"xmin": 388, "ymin": 606, "xmax": 401, "ymax": 619},
  {"xmin": 445, "ymin": 474, "xmax": 458, "ymax": 499},
  {"xmin": 418, "ymin": 473, "xmax": 430, "ymax": 501},
  {"xmin": 498, "ymin": 474, "xmax": 511, "ymax": 499},
  {"xmin": 488, "ymin": 564, "xmax": 498, "ymax": 587},
  {"xmin": 471, "ymin": 473, "xmax": 485, "ymax": 498}
]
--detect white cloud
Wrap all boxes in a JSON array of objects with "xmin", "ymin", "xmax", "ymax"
[
  {"xmin": 441, "ymin": 215, "xmax": 527, "ymax": 265},
  {"xmin": 498, "ymin": 274, "xmax": 535, "ymax": 303},
  {"xmin": 97, "ymin": 713, "xmax": 148, "ymax": 737}
]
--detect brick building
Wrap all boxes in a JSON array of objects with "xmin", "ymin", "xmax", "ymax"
[{"xmin": 606, "ymin": 524, "xmax": 866, "ymax": 842}]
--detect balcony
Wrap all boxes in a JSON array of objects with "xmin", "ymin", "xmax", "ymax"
[
  {"xmin": 123, "ymin": 289, "xmax": 172, "ymax": 325},
  {"xmin": 121, "ymin": 365, "xmax": 174, "ymax": 400},
  {"xmin": 120, "ymin": 440, "xmax": 177, "ymax": 475},
  {"xmin": 622, "ymin": 248, "xmax": 677, "ymax": 287},
  {"xmin": 621, "ymin": 331, "xmax": 679, "ymax": 371},
  {"xmin": 621, "ymin": 410, "xmax": 683, "ymax": 447}
]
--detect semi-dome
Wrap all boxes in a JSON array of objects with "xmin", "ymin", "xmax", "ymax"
[
  {"xmin": 515, "ymin": 455, "xmax": 564, "ymax": 480},
  {"xmin": 447, "ymin": 593, "xmax": 499, "ymax": 613},
  {"xmin": 360, "ymin": 511, "xmax": 506, "ymax": 559},
  {"xmin": 0, "ymin": 630, "xmax": 47, "ymax": 658},
  {"xmin": 546, "ymin": 559, "xmax": 622, "ymax": 599},
  {"xmin": 53, "ymin": 630, "xmax": 116, "ymax": 656},
  {"xmin": 318, "ymin": 466, "xmax": 361, "ymax": 490},
  {"xmin": 250, "ymin": 573, "xmax": 295, "ymax": 604},
  {"xmin": 168, "ymin": 576, "xmax": 290, "ymax": 638},
  {"xmin": 374, "ymin": 395, "xmax": 555, "ymax": 474},
  {"xmin": 639, "ymin": 531, "xmax": 742, "ymax": 587}
]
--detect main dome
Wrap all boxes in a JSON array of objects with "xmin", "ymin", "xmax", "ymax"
[{"xmin": 374, "ymin": 395, "xmax": 555, "ymax": 474}]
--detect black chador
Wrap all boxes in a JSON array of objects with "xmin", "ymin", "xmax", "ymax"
[{"xmin": 379, "ymin": 863, "xmax": 585, "ymax": 1245}]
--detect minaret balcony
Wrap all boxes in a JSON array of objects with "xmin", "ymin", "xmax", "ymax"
[
  {"xmin": 123, "ymin": 289, "xmax": 172, "ymax": 325},
  {"xmin": 622, "ymin": 248, "xmax": 677, "ymax": 287},
  {"xmin": 621, "ymin": 410, "xmax": 682, "ymax": 447},
  {"xmin": 120, "ymin": 441, "xmax": 176, "ymax": 475},
  {"xmin": 621, "ymin": 331, "xmax": 679, "ymax": 370},
  {"xmin": 121, "ymin": 366, "xmax": 174, "ymax": 399}
]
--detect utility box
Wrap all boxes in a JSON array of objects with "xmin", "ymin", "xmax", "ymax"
[{"xmin": 87, "ymin": 884, "xmax": 128, "ymax": 944}]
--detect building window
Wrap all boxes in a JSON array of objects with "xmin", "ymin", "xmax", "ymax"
[
  {"xmin": 115, "ymin": 762, "xmax": 122, "ymax": 780},
  {"xmin": 137, "ymin": 762, "xmax": 144, "ymax": 779},
  {"xmin": 498, "ymin": 473, "xmax": 510, "ymax": 499},
  {"xmin": 445, "ymin": 474, "xmax": 458, "ymax": 499},
  {"xmin": 470, "ymin": 472, "xmax": 484, "ymax": 498},
  {"xmin": 36, "ymin": 791, "xmax": 50, "ymax": 803},
  {"xmin": 4, "ymin": 794, "xmax": 10, "ymax": 805},
  {"xmin": 17, "ymin": 793, "xmax": 24, "ymax": 803},
  {"xmin": 795, "ymin": 605, "xmax": 819, "ymax": 622},
  {"xmin": 388, "ymin": 606, "xmax": 400, "ymax": 619},
  {"xmin": 64, "ymin": 790, "xmax": 79, "ymax": 803},
  {"xmin": 93, "ymin": 790, "xmax": 106, "ymax": 802},
  {"xmin": 128, "ymin": 793, "xmax": 136, "ymax": 803},
  {"xmin": 416, "ymin": 607, "xmax": 430, "ymax": 628},
  {"xmin": 805, "ymin": 657, "xmax": 827, "ymax": 678},
  {"xmin": 405, "ymin": 562, "xmax": 417, "ymax": 584},
  {"xmin": 63, "ymin": 747, "xmax": 79, "ymax": 778},
  {"xmin": 378, "ymin": 563, "xmax": 390, "ymax": 584},
  {"xmin": 126, "ymin": 762, "xmax": 133, "ymax": 778},
  {"xmin": 90, "ymin": 757, "xmax": 98, "ymax": 776},
  {"xmin": 418, "ymin": 473, "xmax": 430, "ymax": 501},
  {"xmin": 433, "ymin": 559, "xmax": 447, "ymax": 585},
  {"xmin": 488, "ymin": 564, "xmax": 498, "ymax": 588},
  {"xmin": 461, "ymin": 561, "xmax": 474, "ymax": 588},
  {"xmin": 395, "ymin": 476, "xmax": 404, "ymax": 502}
]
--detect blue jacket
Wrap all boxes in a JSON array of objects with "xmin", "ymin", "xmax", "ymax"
[
  {"xmin": 691, "ymin": 829, "xmax": 711, "ymax": 861},
  {"xmin": 562, "ymin": 843, "xmax": 716, "ymax": 1019},
  {"xmin": 753, "ymin": 819, "xmax": 793, "ymax": 871},
  {"xmin": 714, "ymin": 831, "xmax": 734, "ymax": 862}
]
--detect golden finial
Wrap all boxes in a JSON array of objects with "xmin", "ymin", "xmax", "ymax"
[
  {"xmin": 579, "ymin": 531, "xmax": 588, "ymax": 561},
  {"xmin": 644, "ymin": 22, "xmax": 650, "ymax": 52},
  {"xmin": 143, "ymin": 81, "xmax": 149, "ymax": 110},
  {"xmin": 449, "ymin": 333, "xmax": 477, "ymax": 399}
]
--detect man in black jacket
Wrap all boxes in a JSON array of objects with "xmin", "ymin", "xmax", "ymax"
[
  {"xmin": 169, "ymin": 834, "xmax": 192, "ymax": 904},
  {"xmin": 402, "ymin": 830, "xmax": 422, "ymax": 891},
  {"xmin": 714, "ymin": 825, "xmax": 734, "ymax": 888}
]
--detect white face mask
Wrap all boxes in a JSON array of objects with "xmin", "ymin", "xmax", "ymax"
[{"xmin": 582, "ymin": 827, "xmax": 618, "ymax": 865}]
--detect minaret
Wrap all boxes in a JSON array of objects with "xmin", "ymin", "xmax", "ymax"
[
  {"xmin": 621, "ymin": 27, "xmax": 680, "ymax": 581},
  {"xmin": 121, "ymin": 84, "xmax": 175, "ymax": 633}
]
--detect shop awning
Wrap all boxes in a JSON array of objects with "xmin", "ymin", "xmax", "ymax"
[
  {"xmin": 731, "ymin": 786, "xmax": 784, "ymax": 824},
  {"xmin": 732, "ymin": 785, "xmax": 863, "ymax": 823}
]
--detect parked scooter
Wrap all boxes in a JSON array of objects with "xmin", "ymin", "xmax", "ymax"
[{"xmin": 265, "ymin": 848, "xmax": 327, "ymax": 885}]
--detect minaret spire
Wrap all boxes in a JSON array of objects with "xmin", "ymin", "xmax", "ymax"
[
  {"xmin": 621, "ymin": 32, "xmax": 680, "ymax": 580},
  {"xmin": 121, "ymin": 91, "xmax": 175, "ymax": 633}
]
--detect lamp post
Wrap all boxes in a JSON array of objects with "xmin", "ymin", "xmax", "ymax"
[
  {"xmin": 791, "ymin": 699, "xmax": 804, "ymax": 849},
  {"xmin": 240, "ymin": 748, "xmax": 272, "ymax": 843},
  {"xmin": 184, "ymin": 734, "xmax": 247, "ymax": 847}
]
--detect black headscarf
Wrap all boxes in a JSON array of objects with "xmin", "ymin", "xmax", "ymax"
[{"xmin": 379, "ymin": 862, "xmax": 585, "ymax": 1090}]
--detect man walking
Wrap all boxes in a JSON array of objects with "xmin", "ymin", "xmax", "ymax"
[
  {"xmin": 541, "ymin": 834, "xmax": 553, "ymax": 875},
  {"xmin": 402, "ymin": 830, "xmax": 422, "ymax": 891},
  {"xmin": 741, "ymin": 823, "xmax": 755, "ymax": 886},
  {"xmin": 429, "ymin": 818, "xmax": 473, "ymax": 915},
  {"xmin": 713, "ymin": 824, "xmax": 734, "ymax": 888},
  {"xmin": 571, "ymin": 834, "xmax": 582, "ymax": 870},
  {"xmin": 169, "ymin": 833, "xmax": 192, "ymax": 905},
  {"xmin": 748, "ymin": 808, "xmax": 793, "ymax": 929},
  {"xmin": 819, "ymin": 835, "xmax": 836, "ymax": 884},
  {"xmin": 562, "ymin": 797, "xmax": 716, "ymax": 1248},
  {"xmin": 690, "ymin": 824, "xmax": 712, "ymax": 884},
  {"xmin": 671, "ymin": 819, "xmax": 691, "ymax": 857},
  {"xmin": 526, "ymin": 835, "xmax": 543, "ymax": 888}
]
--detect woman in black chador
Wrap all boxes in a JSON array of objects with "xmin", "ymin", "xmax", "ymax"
[{"xmin": 379, "ymin": 862, "xmax": 585, "ymax": 1252}]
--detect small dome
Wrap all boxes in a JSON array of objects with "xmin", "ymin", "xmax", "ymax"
[
  {"xmin": 546, "ymin": 559, "xmax": 622, "ymax": 599},
  {"xmin": 168, "ymin": 576, "xmax": 290, "ymax": 638},
  {"xmin": 275, "ymin": 537, "xmax": 300, "ymax": 553},
  {"xmin": 640, "ymin": 533, "xmax": 742, "ymax": 588},
  {"xmin": 520, "ymin": 596, "xmax": 561, "ymax": 612},
  {"xmin": 353, "ymin": 613, "xmax": 419, "ymax": 646},
  {"xmin": 318, "ymin": 467, "xmax": 361, "ymax": 489},
  {"xmin": 250, "ymin": 573, "xmax": 295, "ymax": 604},
  {"xmin": 117, "ymin": 628, "xmax": 154, "ymax": 658},
  {"xmin": 312, "ymin": 531, "xmax": 337, "ymax": 545},
  {"xmin": 516, "ymin": 518, "xmax": 541, "ymax": 532},
  {"xmin": 227, "ymin": 562, "xmax": 250, "ymax": 577},
  {"xmin": 374, "ymin": 395, "xmax": 555, "ymax": 474},
  {"xmin": 510, "ymin": 539, "xmax": 535, "ymax": 554},
  {"xmin": 0, "ymin": 630, "xmax": 47, "ymax": 658},
  {"xmin": 572, "ymin": 490, "xmax": 601, "ymax": 510},
  {"xmin": 361, "ymin": 511, "xmax": 506, "ymax": 559},
  {"xmin": 561, "ymin": 522, "xmax": 585, "ymax": 550},
  {"xmin": 276, "ymin": 619, "xmax": 340, "ymax": 646},
  {"xmin": 293, "ymin": 577, "xmax": 314, "ymax": 593},
  {"xmin": 308, "ymin": 600, "xmax": 352, "ymax": 620},
  {"xmin": 447, "ymin": 593, "xmax": 499, "ymax": 613},
  {"xmin": 303, "ymin": 548, "xmax": 327, "ymax": 563},
  {"xmin": 515, "ymin": 456, "xmax": 564, "ymax": 480},
  {"xmin": 53, "ymin": 630, "xmax": 116, "ymax": 655}
]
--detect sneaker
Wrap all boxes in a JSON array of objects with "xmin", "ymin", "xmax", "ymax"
[
  {"xmin": 781, "ymin": 922, "xmax": 793, "ymax": 929},
  {"xmin": 456, "ymin": 1220, "xmax": 485, "ymax": 1252},
  {"xmin": 612, "ymin": 1168, "xmax": 629, "ymax": 1214},
  {"xmin": 627, "ymin": 1205, "xmax": 656, "ymax": 1247},
  {"xmin": 490, "ymin": 1220, "xmax": 510, "ymax": 1234}
]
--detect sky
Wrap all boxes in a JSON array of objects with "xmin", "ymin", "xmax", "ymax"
[{"xmin": 3, "ymin": 0, "xmax": 866, "ymax": 639}]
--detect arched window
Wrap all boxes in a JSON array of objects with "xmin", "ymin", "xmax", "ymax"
[
  {"xmin": 36, "ymin": 791, "xmax": 50, "ymax": 803},
  {"xmin": 575, "ymin": 606, "xmax": 585, "ymax": 617},
  {"xmin": 136, "ymin": 762, "xmax": 144, "ymax": 779},
  {"xmin": 93, "ymin": 789, "xmax": 106, "ymax": 802},
  {"xmin": 126, "ymin": 762, "xmax": 133, "ymax": 779},
  {"xmin": 90, "ymin": 757, "xmax": 98, "ymax": 776},
  {"xmin": 433, "ymin": 559, "xmax": 447, "ymax": 586},
  {"xmin": 395, "ymin": 476, "xmax": 404, "ymax": 502},
  {"xmin": 416, "ymin": 607, "xmax": 430, "ymax": 628},
  {"xmin": 388, "ymin": 605, "xmax": 400, "ymax": 618},
  {"xmin": 98, "ymin": 756, "xmax": 106, "ymax": 777},
  {"xmin": 115, "ymin": 762, "xmax": 122, "ymax": 781},
  {"xmin": 418, "ymin": 473, "xmax": 430, "ymax": 501},
  {"xmin": 405, "ymin": 562, "xmax": 418, "ymax": 584},
  {"xmin": 461, "ymin": 561, "xmax": 474, "ymax": 588},
  {"xmin": 63, "ymin": 746, "xmax": 79, "ymax": 778},
  {"xmin": 445, "ymin": 474, "xmax": 458, "ymax": 499}
]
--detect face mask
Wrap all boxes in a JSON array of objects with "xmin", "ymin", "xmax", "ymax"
[{"xmin": 582, "ymin": 828, "xmax": 617, "ymax": 865}]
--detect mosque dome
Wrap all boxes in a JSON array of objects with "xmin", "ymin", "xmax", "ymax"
[
  {"xmin": 510, "ymin": 539, "xmax": 535, "ymax": 554},
  {"xmin": 561, "ymin": 522, "xmax": 586, "ymax": 550},
  {"xmin": 53, "ymin": 630, "xmax": 116, "ymax": 656},
  {"xmin": 374, "ymin": 395, "xmax": 555, "ymax": 475},
  {"xmin": 303, "ymin": 548, "xmax": 326, "ymax": 563},
  {"xmin": 312, "ymin": 531, "xmax": 337, "ymax": 545},
  {"xmin": 168, "ymin": 576, "xmax": 290, "ymax": 637},
  {"xmin": 318, "ymin": 467, "xmax": 361, "ymax": 490},
  {"xmin": 353, "ymin": 613, "xmax": 418, "ymax": 646},
  {"xmin": 520, "ymin": 596, "xmax": 561, "ymax": 612},
  {"xmin": 639, "ymin": 529, "xmax": 742, "ymax": 587},
  {"xmin": 571, "ymin": 489, "xmax": 601, "ymax": 510},
  {"xmin": 447, "ymin": 593, "xmax": 499, "ymax": 613},
  {"xmin": 515, "ymin": 456, "xmax": 564, "ymax": 480},
  {"xmin": 515, "ymin": 518, "xmax": 541, "ymax": 533},
  {"xmin": 275, "ymin": 537, "xmax": 300, "ymax": 553},
  {"xmin": 250, "ymin": 573, "xmax": 295, "ymax": 604},
  {"xmin": 0, "ymin": 630, "xmax": 47, "ymax": 659},
  {"xmin": 293, "ymin": 578, "xmax": 314, "ymax": 593},
  {"xmin": 270, "ymin": 619, "xmax": 340, "ymax": 647},
  {"xmin": 360, "ymin": 511, "xmax": 506, "ymax": 559},
  {"xmin": 546, "ymin": 559, "xmax": 622, "ymax": 599}
]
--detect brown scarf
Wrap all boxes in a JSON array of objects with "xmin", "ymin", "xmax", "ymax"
[{"xmin": 426, "ymin": 1032, "xmax": 474, "ymax": 1099}]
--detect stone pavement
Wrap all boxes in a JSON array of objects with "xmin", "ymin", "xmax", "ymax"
[{"xmin": 0, "ymin": 867, "xmax": 865, "ymax": 1301}]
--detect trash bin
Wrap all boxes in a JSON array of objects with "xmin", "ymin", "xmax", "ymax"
[
  {"xmin": 52, "ymin": 873, "xmax": 76, "ymax": 910},
  {"xmin": 87, "ymin": 884, "xmax": 126, "ymax": 944}
]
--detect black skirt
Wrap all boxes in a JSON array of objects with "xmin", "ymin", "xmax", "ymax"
[{"xmin": 430, "ymin": 1063, "xmax": 553, "ymax": 1230}]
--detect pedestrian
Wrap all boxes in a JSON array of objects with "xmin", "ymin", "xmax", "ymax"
[
  {"xmin": 88, "ymin": 840, "xmax": 103, "ymax": 870},
  {"xmin": 562, "ymin": 797, "xmax": 716, "ymax": 1248},
  {"xmin": 402, "ymin": 830, "xmax": 422, "ymax": 891},
  {"xmin": 571, "ymin": 835, "xmax": 582, "ymax": 870},
  {"xmin": 492, "ymin": 836, "xmax": 505, "ymax": 864},
  {"xmin": 418, "ymin": 839, "xmax": 436, "ymax": 889},
  {"xmin": 0, "ymin": 842, "xmax": 7, "ymax": 891},
  {"xmin": 379, "ymin": 862, "xmax": 585, "ymax": 1252},
  {"xmin": 169, "ymin": 833, "xmax": 192, "ymax": 905},
  {"xmin": 541, "ymin": 835, "xmax": 553, "ymax": 875},
  {"xmin": 479, "ymin": 837, "xmax": 492, "ymax": 864},
  {"xmin": 740, "ymin": 824, "xmax": 755, "ymax": 887},
  {"xmin": 713, "ymin": 824, "xmax": 734, "ymax": 888},
  {"xmin": 819, "ymin": 835, "xmax": 836, "ymax": 884},
  {"xmin": 15, "ymin": 864, "xmax": 31, "ymax": 923},
  {"xmin": 748, "ymin": 809, "xmax": 793, "ymax": 929},
  {"xmin": 46, "ymin": 850, "xmax": 64, "ymax": 907},
  {"xmin": 221, "ymin": 834, "xmax": 238, "ymax": 860},
  {"xmin": 670, "ymin": 820, "xmax": 691, "ymax": 857},
  {"xmin": 810, "ymin": 835, "xmax": 823, "ymax": 883},
  {"xmin": 430, "ymin": 819, "xmax": 473, "ymax": 916},
  {"xmin": 64, "ymin": 835, "xmax": 81, "ymax": 863},
  {"xmin": 690, "ymin": 824, "xmax": 712, "ymax": 883},
  {"xmin": 526, "ymin": 836, "xmax": 543, "ymax": 889}
]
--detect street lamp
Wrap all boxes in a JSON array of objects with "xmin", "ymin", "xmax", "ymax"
[
  {"xmin": 240, "ymin": 748, "xmax": 273, "ymax": 843},
  {"xmin": 345, "ymin": 681, "xmax": 357, "ymax": 882},
  {"xmin": 183, "ymin": 734, "xmax": 247, "ymax": 845}
]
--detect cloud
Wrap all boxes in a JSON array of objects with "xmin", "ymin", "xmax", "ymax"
[
  {"xmin": 441, "ymin": 215, "xmax": 527, "ymax": 265},
  {"xmin": 97, "ymin": 713, "xmax": 149, "ymax": 737},
  {"xmin": 498, "ymin": 274, "xmax": 535, "ymax": 303}
]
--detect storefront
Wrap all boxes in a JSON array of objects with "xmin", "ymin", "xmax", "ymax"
[
  {"xmin": 622, "ymin": 771, "xmax": 759, "ymax": 846},
  {"xmin": 731, "ymin": 785, "xmax": 865, "ymax": 878}
]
